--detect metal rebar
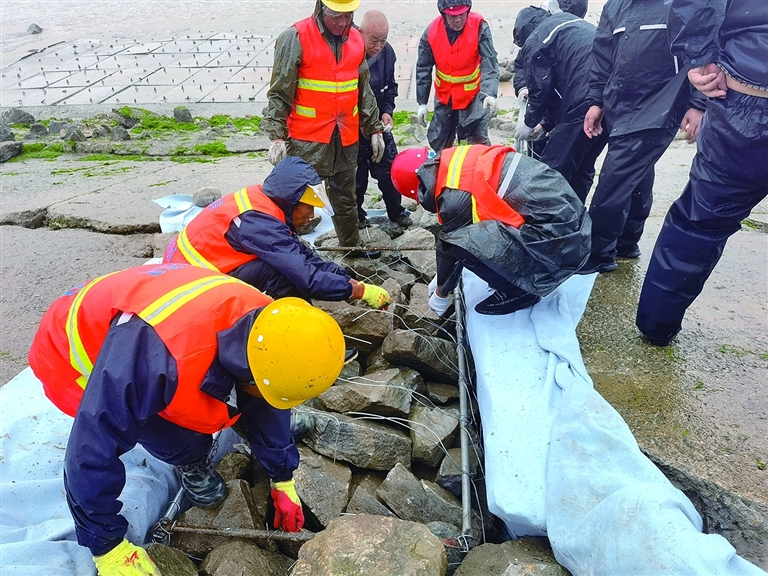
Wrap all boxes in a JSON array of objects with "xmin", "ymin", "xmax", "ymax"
[
  {"xmin": 455, "ymin": 278, "xmax": 473, "ymax": 542},
  {"xmin": 314, "ymin": 246, "xmax": 429, "ymax": 252},
  {"xmin": 167, "ymin": 523, "xmax": 317, "ymax": 543}
]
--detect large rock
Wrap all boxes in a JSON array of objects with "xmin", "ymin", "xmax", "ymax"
[
  {"xmin": 453, "ymin": 539, "xmax": 568, "ymax": 576},
  {"xmin": 427, "ymin": 521, "xmax": 465, "ymax": 576},
  {"xmin": 304, "ymin": 408, "xmax": 411, "ymax": 470},
  {"xmin": 295, "ymin": 445, "xmax": 351, "ymax": 527},
  {"xmin": 291, "ymin": 514, "xmax": 447, "ymax": 576},
  {"xmin": 409, "ymin": 403, "xmax": 461, "ymax": 467},
  {"xmin": 1, "ymin": 108, "xmax": 34, "ymax": 125},
  {"xmin": 145, "ymin": 543, "xmax": 198, "ymax": 576},
  {"xmin": 201, "ymin": 540, "xmax": 294, "ymax": 576},
  {"xmin": 173, "ymin": 106, "xmax": 194, "ymax": 123},
  {"xmin": 314, "ymin": 299, "xmax": 392, "ymax": 354},
  {"xmin": 0, "ymin": 141, "xmax": 22, "ymax": 163},
  {"xmin": 317, "ymin": 366, "xmax": 423, "ymax": 417},
  {"xmin": 172, "ymin": 480, "xmax": 264, "ymax": 557},
  {"xmin": 382, "ymin": 329, "xmax": 459, "ymax": 383},
  {"xmin": 377, "ymin": 463, "xmax": 482, "ymax": 537},
  {"xmin": 399, "ymin": 281, "xmax": 442, "ymax": 334},
  {"xmin": 0, "ymin": 122, "xmax": 14, "ymax": 142},
  {"xmin": 346, "ymin": 484, "xmax": 396, "ymax": 517}
]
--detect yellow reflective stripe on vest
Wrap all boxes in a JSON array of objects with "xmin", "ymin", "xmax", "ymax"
[
  {"xmin": 139, "ymin": 275, "xmax": 243, "ymax": 327},
  {"xmin": 435, "ymin": 66, "xmax": 480, "ymax": 84},
  {"xmin": 295, "ymin": 104, "xmax": 316, "ymax": 118},
  {"xmin": 445, "ymin": 145, "xmax": 471, "ymax": 189},
  {"xmin": 66, "ymin": 271, "xmax": 120, "ymax": 388},
  {"xmin": 234, "ymin": 188, "xmax": 253, "ymax": 214},
  {"xmin": 176, "ymin": 227, "xmax": 220, "ymax": 271},
  {"xmin": 471, "ymin": 197, "xmax": 481, "ymax": 224},
  {"xmin": 297, "ymin": 77, "xmax": 357, "ymax": 93}
]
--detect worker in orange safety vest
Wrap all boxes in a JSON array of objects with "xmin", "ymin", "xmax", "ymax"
[
  {"xmin": 262, "ymin": 0, "xmax": 385, "ymax": 259},
  {"xmin": 392, "ymin": 145, "xmax": 591, "ymax": 316},
  {"xmin": 415, "ymin": 0, "xmax": 500, "ymax": 153},
  {"xmin": 28, "ymin": 264, "xmax": 346, "ymax": 576}
]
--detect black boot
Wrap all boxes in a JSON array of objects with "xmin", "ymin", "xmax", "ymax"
[
  {"xmin": 176, "ymin": 456, "xmax": 227, "ymax": 508},
  {"xmin": 475, "ymin": 290, "xmax": 541, "ymax": 316}
]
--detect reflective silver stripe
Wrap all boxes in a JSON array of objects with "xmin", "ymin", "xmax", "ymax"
[
  {"xmin": 116, "ymin": 312, "xmax": 134, "ymax": 326},
  {"xmin": 498, "ymin": 153, "xmax": 523, "ymax": 197},
  {"xmin": 554, "ymin": 88, "xmax": 562, "ymax": 99},
  {"xmin": 613, "ymin": 26, "xmax": 626, "ymax": 34},
  {"xmin": 639, "ymin": 24, "xmax": 667, "ymax": 30},
  {"xmin": 543, "ymin": 19, "xmax": 580, "ymax": 44},
  {"xmin": 674, "ymin": 56, "xmax": 679, "ymax": 75},
  {"xmin": 233, "ymin": 216, "xmax": 242, "ymax": 228}
]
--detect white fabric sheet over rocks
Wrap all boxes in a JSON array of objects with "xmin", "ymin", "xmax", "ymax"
[
  {"xmin": 0, "ymin": 370, "xmax": 238, "ymax": 575},
  {"xmin": 464, "ymin": 269, "xmax": 765, "ymax": 575}
]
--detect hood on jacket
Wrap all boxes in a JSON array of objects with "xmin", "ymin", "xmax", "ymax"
[
  {"xmin": 262, "ymin": 157, "xmax": 323, "ymax": 224},
  {"xmin": 438, "ymin": 0, "xmax": 472, "ymax": 13},
  {"xmin": 513, "ymin": 6, "xmax": 552, "ymax": 47},
  {"xmin": 558, "ymin": 0, "xmax": 587, "ymax": 18}
]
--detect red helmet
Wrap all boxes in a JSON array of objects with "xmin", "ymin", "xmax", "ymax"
[{"xmin": 391, "ymin": 147, "xmax": 431, "ymax": 201}]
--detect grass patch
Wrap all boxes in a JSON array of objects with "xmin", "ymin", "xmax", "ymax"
[
  {"xmin": 149, "ymin": 181, "xmax": 174, "ymax": 187},
  {"xmin": 78, "ymin": 154, "xmax": 158, "ymax": 162},
  {"xmin": 1, "ymin": 172, "xmax": 19, "ymax": 176},
  {"xmin": 209, "ymin": 114, "xmax": 261, "ymax": 132},
  {"xmin": 718, "ymin": 344, "xmax": 767, "ymax": 360},
  {"xmin": 193, "ymin": 141, "xmax": 230, "ymax": 156},
  {"xmin": 758, "ymin": 459, "xmax": 766, "ymax": 471},
  {"xmin": 10, "ymin": 142, "xmax": 66, "ymax": 161},
  {"xmin": 170, "ymin": 156, "xmax": 215, "ymax": 164},
  {"xmin": 392, "ymin": 110, "xmax": 432, "ymax": 126}
]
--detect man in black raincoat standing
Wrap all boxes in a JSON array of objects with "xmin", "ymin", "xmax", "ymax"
[
  {"xmin": 580, "ymin": 0, "xmax": 707, "ymax": 274},
  {"xmin": 415, "ymin": 0, "xmax": 499, "ymax": 153},
  {"xmin": 636, "ymin": 0, "xmax": 768, "ymax": 346},
  {"xmin": 513, "ymin": 1, "xmax": 608, "ymax": 203}
]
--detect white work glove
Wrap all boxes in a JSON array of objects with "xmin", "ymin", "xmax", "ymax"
[
  {"xmin": 417, "ymin": 104, "xmax": 429, "ymax": 127},
  {"xmin": 371, "ymin": 132, "xmax": 385, "ymax": 163},
  {"xmin": 483, "ymin": 96, "xmax": 498, "ymax": 118},
  {"xmin": 517, "ymin": 87, "xmax": 529, "ymax": 107},
  {"xmin": 429, "ymin": 291, "xmax": 450, "ymax": 317},
  {"xmin": 428, "ymin": 275, "xmax": 438, "ymax": 297},
  {"xmin": 268, "ymin": 139, "xmax": 287, "ymax": 166},
  {"xmin": 515, "ymin": 121, "xmax": 545, "ymax": 141}
]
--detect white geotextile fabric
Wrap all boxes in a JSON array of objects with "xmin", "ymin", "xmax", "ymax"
[
  {"xmin": 463, "ymin": 270, "xmax": 765, "ymax": 576},
  {"xmin": 0, "ymin": 369, "xmax": 238, "ymax": 575}
]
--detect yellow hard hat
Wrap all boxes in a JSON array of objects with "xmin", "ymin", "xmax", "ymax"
[
  {"xmin": 321, "ymin": 0, "xmax": 360, "ymax": 12},
  {"xmin": 299, "ymin": 181, "xmax": 334, "ymax": 216},
  {"xmin": 246, "ymin": 297, "xmax": 345, "ymax": 409}
]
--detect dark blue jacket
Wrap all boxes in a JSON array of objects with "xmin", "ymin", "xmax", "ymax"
[
  {"xmin": 667, "ymin": 0, "xmax": 765, "ymax": 88},
  {"xmin": 512, "ymin": 6, "xmax": 552, "ymax": 96},
  {"xmin": 367, "ymin": 42, "xmax": 398, "ymax": 118},
  {"xmin": 65, "ymin": 311, "xmax": 295, "ymax": 556},
  {"xmin": 224, "ymin": 157, "xmax": 353, "ymax": 301},
  {"xmin": 522, "ymin": 13, "xmax": 596, "ymax": 130},
  {"xmin": 587, "ymin": 0, "xmax": 706, "ymax": 137}
]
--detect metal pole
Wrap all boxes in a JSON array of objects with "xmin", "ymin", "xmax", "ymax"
[
  {"xmin": 167, "ymin": 523, "xmax": 316, "ymax": 543},
  {"xmin": 314, "ymin": 246, "xmax": 432, "ymax": 252},
  {"xmin": 455, "ymin": 278, "xmax": 474, "ymax": 543}
]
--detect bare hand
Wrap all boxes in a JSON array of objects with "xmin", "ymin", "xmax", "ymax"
[
  {"xmin": 679, "ymin": 108, "xmax": 704, "ymax": 144},
  {"xmin": 381, "ymin": 113, "xmax": 393, "ymax": 129},
  {"xmin": 583, "ymin": 106, "xmax": 604, "ymax": 139},
  {"xmin": 688, "ymin": 63, "xmax": 727, "ymax": 98}
]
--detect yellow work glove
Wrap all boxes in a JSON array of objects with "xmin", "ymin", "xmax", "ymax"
[
  {"xmin": 359, "ymin": 283, "xmax": 391, "ymax": 310},
  {"xmin": 270, "ymin": 478, "xmax": 305, "ymax": 532},
  {"xmin": 93, "ymin": 539, "xmax": 161, "ymax": 576}
]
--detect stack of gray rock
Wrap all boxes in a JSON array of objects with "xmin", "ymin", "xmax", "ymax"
[{"xmin": 152, "ymin": 226, "xmax": 568, "ymax": 575}]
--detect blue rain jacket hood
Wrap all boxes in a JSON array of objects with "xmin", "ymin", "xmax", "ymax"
[{"xmin": 261, "ymin": 157, "xmax": 323, "ymax": 225}]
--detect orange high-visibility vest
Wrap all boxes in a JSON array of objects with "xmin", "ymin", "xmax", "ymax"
[
  {"xmin": 427, "ymin": 13, "xmax": 484, "ymax": 110},
  {"xmin": 28, "ymin": 264, "xmax": 272, "ymax": 434},
  {"xmin": 164, "ymin": 185, "xmax": 285, "ymax": 273},
  {"xmin": 435, "ymin": 145, "xmax": 525, "ymax": 228},
  {"xmin": 287, "ymin": 17, "xmax": 364, "ymax": 145}
]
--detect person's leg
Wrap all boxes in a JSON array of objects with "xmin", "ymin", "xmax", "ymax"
[
  {"xmin": 370, "ymin": 132, "xmax": 409, "ymax": 223},
  {"xmin": 585, "ymin": 127, "xmax": 676, "ymax": 270},
  {"xmin": 355, "ymin": 135, "xmax": 373, "ymax": 223},
  {"xmin": 427, "ymin": 100, "xmax": 459, "ymax": 153},
  {"xmin": 461, "ymin": 115, "xmax": 492, "ymax": 147},
  {"xmin": 616, "ymin": 167, "xmax": 654, "ymax": 257},
  {"xmin": 539, "ymin": 118, "xmax": 607, "ymax": 204},
  {"xmin": 229, "ymin": 259, "xmax": 306, "ymax": 300},
  {"xmin": 636, "ymin": 93, "xmax": 768, "ymax": 344}
]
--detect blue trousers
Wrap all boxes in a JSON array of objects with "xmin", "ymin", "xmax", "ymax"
[
  {"xmin": 588, "ymin": 126, "xmax": 678, "ymax": 262},
  {"xmin": 636, "ymin": 91, "xmax": 768, "ymax": 341}
]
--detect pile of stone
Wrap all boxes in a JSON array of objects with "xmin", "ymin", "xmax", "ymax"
[{"xmin": 147, "ymin": 225, "xmax": 569, "ymax": 575}]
